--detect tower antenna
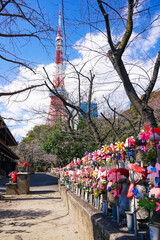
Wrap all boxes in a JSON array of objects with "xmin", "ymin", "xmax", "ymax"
[{"xmin": 46, "ymin": 9, "xmax": 67, "ymax": 125}]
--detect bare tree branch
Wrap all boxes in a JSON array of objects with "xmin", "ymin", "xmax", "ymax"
[
  {"xmin": 0, "ymin": 0, "xmax": 10, "ymax": 12},
  {"xmin": 0, "ymin": 54, "xmax": 35, "ymax": 72},
  {"xmin": 0, "ymin": 83, "xmax": 45, "ymax": 97},
  {"xmin": 101, "ymin": 1, "xmax": 126, "ymax": 27},
  {"xmin": 0, "ymin": 33, "xmax": 40, "ymax": 39},
  {"xmin": 101, "ymin": 112, "xmax": 120, "ymax": 141},
  {"xmin": 103, "ymin": 96, "xmax": 137, "ymax": 136},
  {"xmin": 118, "ymin": 0, "xmax": 134, "ymax": 55},
  {"xmin": 97, "ymin": 0, "xmax": 115, "ymax": 52},
  {"xmin": 142, "ymin": 51, "xmax": 160, "ymax": 104},
  {"xmin": 44, "ymin": 67, "xmax": 103, "ymax": 147}
]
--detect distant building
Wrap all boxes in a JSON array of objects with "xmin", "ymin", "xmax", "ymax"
[
  {"xmin": 0, "ymin": 116, "xmax": 19, "ymax": 176},
  {"xmin": 80, "ymin": 101, "xmax": 98, "ymax": 118}
]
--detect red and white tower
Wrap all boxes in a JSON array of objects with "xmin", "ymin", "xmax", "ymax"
[{"xmin": 46, "ymin": 10, "xmax": 67, "ymax": 125}]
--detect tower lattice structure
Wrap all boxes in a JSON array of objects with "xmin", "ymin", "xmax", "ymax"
[{"xmin": 46, "ymin": 11, "xmax": 67, "ymax": 125}]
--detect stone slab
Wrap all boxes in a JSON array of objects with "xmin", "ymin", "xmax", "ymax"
[
  {"xmin": 59, "ymin": 183, "xmax": 140, "ymax": 240},
  {"xmin": 6, "ymin": 183, "xmax": 18, "ymax": 195},
  {"xmin": 17, "ymin": 172, "xmax": 30, "ymax": 194}
]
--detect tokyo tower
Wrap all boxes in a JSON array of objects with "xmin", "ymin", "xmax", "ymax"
[{"xmin": 46, "ymin": 10, "xmax": 67, "ymax": 125}]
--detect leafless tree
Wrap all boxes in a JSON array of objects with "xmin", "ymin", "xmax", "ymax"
[
  {"xmin": 60, "ymin": 0, "xmax": 160, "ymax": 128},
  {"xmin": 0, "ymin": 0, "xmax": 53, "ymax": 70},
  {"xmin": 44, "ymin": 64, "xmax": 105, "ymax": 147},
  {"xmin": 0, "ymin": 0, "xmax": 53, "ymax": 104},
  {"xmin": 96, "ymin": 0, "xmax": 160, "ymax": 127},
  {"xmin": 103, "ymin": 96, "xmax": 138, "ymax": 136}
]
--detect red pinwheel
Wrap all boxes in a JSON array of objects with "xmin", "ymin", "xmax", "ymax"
[{"xmin": 24, "ymin": 162, "xmax": 29, "ymax": 167}]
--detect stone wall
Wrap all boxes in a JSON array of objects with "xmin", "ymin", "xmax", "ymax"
[{"xmin": 59, "ymin": 183, "xmax": 138, "ymax": 240}]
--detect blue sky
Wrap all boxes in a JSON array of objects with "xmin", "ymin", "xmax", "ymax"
[
  {"xmin": 0, "ymin": 0, "xmax": 160, "ymax": 141},
  {"xmin": 0, "ymin": 0, "xmax": 91, "ymax": 81}
]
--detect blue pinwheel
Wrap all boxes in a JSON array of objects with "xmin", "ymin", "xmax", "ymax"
[{"xmin": 132, "ymin": 187, "xmax": 140, "ymax": 197}]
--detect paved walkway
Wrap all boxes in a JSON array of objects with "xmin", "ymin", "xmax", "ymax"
[{"xmin": 0, "ymin": 173, "xmax": 82, "ymax": 240}]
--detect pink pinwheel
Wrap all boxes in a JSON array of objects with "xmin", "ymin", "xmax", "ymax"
[
  {"xmin": 99, "ymin": 168, "xmax": 106, "ymax": 173},
  {"xmin": 136, "ymin": 145, "xmax": 148, "ymax": 152},
  {"xmin": 149, "ymin": 169, "xmax": 159, "ymax": 178},
  {"xmin": 108, "ymin": 171, "xmax": 122, "ymax": 182},
  {"xmin": 156, "ymin": 202, "xmax": 160, "ymax": 212},
  {"xmin": 113, "ymin": 189, "xmax": 120, "ymax": 197},
  {"xmin": 139, "ymin": 130, "xmax": 150, "ymax": 142},
  {"xmin": 155, "ymin": 163, "xmax": 160, "ymax": 170},
  {"xmin": 148, "ymin": 163, "xmax": 160, "ymax": 178},
  {"xmin": 99, "ymin": 184, "xmax": 104, "ymax": 190}
]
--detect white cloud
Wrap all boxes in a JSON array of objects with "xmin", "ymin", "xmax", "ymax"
[
  {"xmin": 143, "ymin": 15, "xmax": 160, "ymax": 51},
  {"xmin": 0, "ymin": 64, "xmax": 54, "ymax": 140}
]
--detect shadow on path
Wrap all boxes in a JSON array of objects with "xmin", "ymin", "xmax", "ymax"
[
  {"xmin": 0, "ymin": 208, "xmax": 51, "ymax": 234},
  {"xmin": 0, "ymin": 208, "xmax": 68, "ymax": 235},
  {"xmin": 0, "ymin": 209, "xmax": 51, "ymax": 220}
]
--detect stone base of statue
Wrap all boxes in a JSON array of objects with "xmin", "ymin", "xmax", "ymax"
[
  {"xmin": 6, "ymin": 172, "xmax": 30, "ymax": 195},
  {"xmin": 6, "ymin": 183, "xmax": 18, "ymax": 195}
]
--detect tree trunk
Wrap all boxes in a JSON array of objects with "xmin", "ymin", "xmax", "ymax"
[
  {"xmin": 139, "ymin": 105, "xmax": 157, "ymax": 128},
  {"xmin": 108, "ymin": 54, "xmax": 157, "ymax": 128}
]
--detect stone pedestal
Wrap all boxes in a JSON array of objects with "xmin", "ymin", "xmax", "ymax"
[
  {"xmin": 6, "ymin": 183, "xmax": 18, "ymax": 195},
  {"xmin": 6, "ymin": 172, "xmax": 30, "ymax": 195},
  {"xmin": 78, "ymin": 188, "xmax": 81, "ymax": 196},
  {"xmin": 17, "ymin": 172, "xmax": 30, "ymax": 194},
  {"xmin": 81, "ymin": 189, "xmax": 85, "ymax": 199},
  {"xmin": 85, "ymin": 191, "xmax": 89, "ymax": 202},
  {"xmin": 89, "ymin": 193, "xmax": 93, "ymax": 205},
  {"xmin": 94, "ymin": 196, "xmax": 100, "ymax": 209},
  {"xmin": 126, "ymin": 211, "xmax": 134, "ymax": 232}
]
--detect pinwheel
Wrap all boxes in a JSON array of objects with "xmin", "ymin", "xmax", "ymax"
[
  {"xmin": 116, "ymin": 142, "xmax": 125, "ymax": 151},
  {"xmin": 113, "ymin": 189, "xmax": 120, "ymax": 197},
  {"xmin": 132, "ymin": 187, "xmax": 140, "ymax": 197},
  {"xmin": 156, "ymin": 202, "xmax": 160, "ymax": 211},
  {"xmin": 92, "ymin": 170, "xmax": 98, "ymax": 178},
  {"xmin": 148, "ymin": 163, "xmax": 160, "ymax": 182},
  {"xmin": 139, "ymin": 130, "xmax": 150, "ymax": 142}
]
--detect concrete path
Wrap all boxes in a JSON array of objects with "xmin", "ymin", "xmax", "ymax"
[{"xmin": 0, "ymin": 173, "xmax": 82, "ymax": 240}]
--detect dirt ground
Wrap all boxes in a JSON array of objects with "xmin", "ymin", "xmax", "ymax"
[{"xmin": 0, "ymin": 191, "xmax": 82, "ymax": 240}]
